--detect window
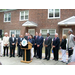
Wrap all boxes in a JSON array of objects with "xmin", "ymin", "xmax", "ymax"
[
  {"xmin": 41, "ymin": 29, "xmax": 47, "ymax": 38},
  {"xmin": 49, "ymin": 29, "xmax": 56, "ymax": 38},
  {"xmin": 40, "ymin": 29, "xmax": 56, "ymax": 39},
  {"xmin": 4, "ymin": 13, "xmax": 11, "ymax": 22},
  {"xmin": 10, "ymin": 30, "xmax": 20, "ymax": 38},
  {"xmin": 48, "ymin": 9, "xmax": 60, "ymax": 19},
  {"xmin": 20, "ymin": 10, "xmax": 29, "ymax": 21}
]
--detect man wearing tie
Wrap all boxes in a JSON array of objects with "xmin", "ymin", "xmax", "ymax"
[
  {"xmin": 24, "ymin": 33, "xmax": 28, "ymax": 40},
  {"xmin": 44, "ymin": 33, "xmax": 52, "ymax": 60},
  {"xmin": 9, "ymin": 34, "xmax": 16, "ymax": 57},
  {"xmin": 18, "ymin": 35, "xmax": 23, "ymax": 57},
  {"xmin": 27, "ymin": 33, "xmax": 30, "ymax": 40},
  {"xmin": 34, "ymin": 32, "xmax": 39, "ymax": 57},
  {"xmin": 52, "ymin": 33, "xmax": 60, "ymax": 61},
  {"xmin": 37, "ymin": 33, "xmax": 44, "ymax": 59}
]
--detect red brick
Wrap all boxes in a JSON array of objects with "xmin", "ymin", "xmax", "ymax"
[{"xmin": 0, "ymin": 9, "xmax": 75, "ymax": 39}]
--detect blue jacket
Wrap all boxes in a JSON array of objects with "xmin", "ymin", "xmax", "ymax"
[
  {"xmin": 36, "ymin": 36, "xmax": 44, "ymax": 47},
  {"xmin": 18, "ymin": 37, "xmax": 23, "ymax": 46},
  {"xmin": 53, "ymin": 37, "xmax": 60, "ymax": 49},
  {"xmin": 28, "ymin": 39, "xmax": 35, "ymax": 48},
  {"xmin": 34, "ymin": 36, "xmax": 39, "ymax": 44}
]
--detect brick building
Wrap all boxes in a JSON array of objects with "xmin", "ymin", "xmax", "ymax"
[{"xmin": 0, "ymin": 9, "xmax": 75, "ymax": 41}]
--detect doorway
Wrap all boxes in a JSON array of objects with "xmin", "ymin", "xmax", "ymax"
[
  {"xmin": 28, "ymin": 29, "xmax": 35, "ymax": 36},
  {"xmin": 62, "ymin": 28, "xmax": 71, "ymax": 39}
]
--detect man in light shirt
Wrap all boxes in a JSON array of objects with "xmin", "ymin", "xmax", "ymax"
[{"xmin": 3, "ymin": 32, "xmax": 9, "ymax": 57}]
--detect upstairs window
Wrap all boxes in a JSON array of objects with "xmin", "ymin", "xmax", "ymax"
[
  {"xmin": 48, "ymin": 9, "xmax": 60, "ymax": 19},
  {"xmin": 20, "ymin": 10, "xmax": 29, "ymax": 21},
  {"xmin": 4, "ymin": 13, "xmax": 11, "ymax": 22}
]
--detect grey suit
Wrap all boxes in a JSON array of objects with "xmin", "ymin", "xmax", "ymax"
[
  {"xmin": 68, "ymin": 34, "xmax": 75, "ymax": 57},
  {"xmin": 44, "ymin": 36, "xmax": 52, "ymax": 60},
  {"xmin": 68, "ymin": 34, "xmax": 75, "ymax": 48}
]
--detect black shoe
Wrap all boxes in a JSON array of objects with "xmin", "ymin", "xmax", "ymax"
[
  {"xmin": 10, "ymin": 56, "xmax": 12, "ymax": 58},
  {"xmin": 3, "ymin": 54, "xmax": 5, "ymax": 56},
  {"xmin": 43, "ymin": 58, "xmax": 47, "ymax": 60},
  {"xmin": 55, "ymin": 60, "xmax": 58, "ymax": 61},
  {"xmin": 40, "ymin": 58, "xmax": 42, "ymax": 59},
  {"xmin": 47, "ymin": 58, "xmax": 49, "ymax": 60},
  {"xmin": 13, "ymin": 56, "xmax": 15, "ymax": 57},
  {"xmin": 36, "ymin": 56, "xmax": 39, "ymax": 59},
  {"xmin": 34, "ymin": 55, "xmax": 36, "ymax": 57}
]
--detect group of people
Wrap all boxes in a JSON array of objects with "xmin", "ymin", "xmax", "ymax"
[{"xmin": 0, "ymin": 29, "xmax": 75, "ymax": 64}]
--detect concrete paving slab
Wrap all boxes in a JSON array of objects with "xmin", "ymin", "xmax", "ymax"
[{"xmin": 0, "ymin": 52, "xmax": 67, "ymax": 65}]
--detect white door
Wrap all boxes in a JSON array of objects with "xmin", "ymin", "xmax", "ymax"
[
  {"xmin": 28, "ymin": 29, "xmax": 35, "ymax": 36},
  {"xmin": 62, "ymin": 28, "xmax": 71, "ymax": 45},
  {"xmin": 62, "ymin": 28, "xmax": 71, "ymax": 39}
]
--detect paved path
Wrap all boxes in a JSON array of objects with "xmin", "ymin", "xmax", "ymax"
[{"xmin": 0, "ymin": 51, "xmax": 68, "ymax": 65}]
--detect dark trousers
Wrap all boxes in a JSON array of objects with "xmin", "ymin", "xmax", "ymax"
[
  {"xmin": 53, "ymin": 48, "xmax": 59, "ymax": 60},
  {"xmin": 37, "ymin": 46, "xmax": 42, "ymax": 59},
  {"xmin": 68, "ymin": 49, "xmax": 73, "ymax": 57},
  {"xmin": 10, "ymin": 46, "xmax": 15, "ymax": 57},
  {"xmin": 34, "ymin": 45, "xmax": 37, "ymax": 57},
  {"xmin": 4, "ymin": 46, "xmax": 8, "ymax": 56},
  {"xmin": 45, "ymin": 47, "xmax": 51, "ymax": 59},
  {"xmin": 18, "ymin": 46, "xmax": 23, "ymax": 57}
]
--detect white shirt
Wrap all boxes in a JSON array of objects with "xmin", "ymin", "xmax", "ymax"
[{"xmin": 12, "ymin": 37, "xmax": 14, "ymax": 41}]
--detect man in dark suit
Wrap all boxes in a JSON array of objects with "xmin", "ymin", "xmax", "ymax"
[
  {"xmin": 37, "ymin": 33, "xmax": 44, "ymax": 59},
  {"xmin": 18, "ymin": 35, "xmax": 23, "ymax": 57},
  {"xmin": 24, "ymin": 33, "xmax": 30, "ymax": 40},
  {"xmin": 44, "ymin": 33, "xmax": 52, "ymax": 60},
  {"xmin": 52, "ymin": 33, "xmax": 60, "ymax": 61},
  {"xmin": 9, "ymin": 34, "xmax": 16, "ymax": 57},
  {"xmin": 24, "ymin": 33, "xmax": 28, "ymax": 40},
  {"xmin": 34, "ymin": 32, "xmax": 39, "ymax": 57}
]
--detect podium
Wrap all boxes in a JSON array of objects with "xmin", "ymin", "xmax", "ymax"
[{"xmin": 21, "ymin": 41, "xmax": 32, "ymax": 63}]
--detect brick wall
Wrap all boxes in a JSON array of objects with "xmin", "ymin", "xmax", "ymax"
[{"xmin": 0, "ymin": 9, "xmax": 75, "ymax": 39}]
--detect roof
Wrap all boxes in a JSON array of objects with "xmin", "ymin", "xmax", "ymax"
[
  {"xmin": 0, "ymin": 9, "xmax": 17, "ymax": 12},
  {"xmin": 22, "ymin": 21, "xmax": 37, "ymax": 27},
  {"xmin": 58, "ymin": 16, "xmax": 75, "ymax": 26}
]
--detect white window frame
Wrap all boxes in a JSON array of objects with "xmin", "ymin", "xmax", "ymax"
[
  {"xmin": 19, "ymin": 10, "xmax": 29, "ymax": 21},
  {"xmin": 62, "ymin": 28, "xmax": 71, "ymax": 39},
  {"xmin": 40, "ymin": 29, "xmax": 56, "ymax": 38},
  {"xmin": 28, "ymin": 29, "xmax": 35, "ymax": 36},
  {"xmin": 4, "ymin": 13, "xmax": 11, "ymax": 22},
  {"xmin": 48, "ymin": 9, "xmax": 60, "ymax": 19},
  {"xmin": 10, "ymin": 30, "xmax": 20, "ymax": 38}
]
